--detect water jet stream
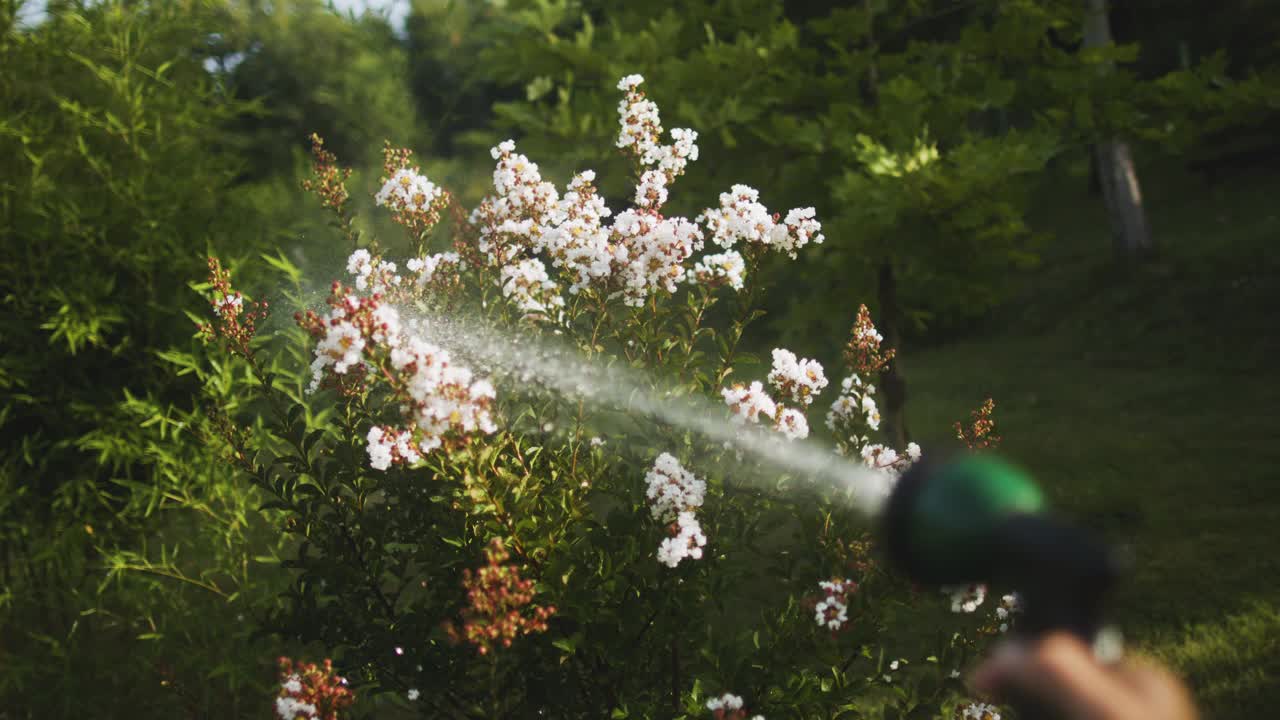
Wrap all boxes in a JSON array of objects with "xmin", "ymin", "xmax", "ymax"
[{"xmin": 403, "ymin": 304, "xmax": 896, "ymax": 518}]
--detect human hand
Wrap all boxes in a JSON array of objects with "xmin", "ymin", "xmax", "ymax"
[{"xmin": 970, "ymin": 633, "xmax": 1198, "ymax": 720}]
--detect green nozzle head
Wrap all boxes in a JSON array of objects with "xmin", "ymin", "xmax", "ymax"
[
  {"xmin": 884, "ymin": 453, "xmax": 1120, "ymax": 645},
  {"xmin": 883, "ymin": 454, "xmax": 1047, "ymax": 584}
]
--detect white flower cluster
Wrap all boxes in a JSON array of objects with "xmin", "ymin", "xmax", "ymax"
[
  {"xmin": 690, "ymin": 250, "xmax": 746, "ymax": 290},
  {"xmin": 773, "ymin": 407, "xmax": 809, "ymax": 440},
  {"xmin": 376, "ymin": 167, "xmax": 445, "ymax": 215},
  {"xmin": 699, "ymin": 185, "xmax": 824, "ymax": 258},
  {"xmin": 615, "ymin": 75, "xmax": 661, "ymax": 154},
  {"xmin": 722, "ymin": 349, "xmax": 826, "ymax": 441},
  {"xmin": 541, "ymin": 170, "xmax": 616, "ymax": 295},
  {"xmin": 406, "ymin": 252, "xmax": 464, "ymax": 287},
  {"xmin": 705, "ymin": 692, "xmax": 765, "ymax": 720},
  {"xmin": 306, "ymin": 285, "xmax": 497, "ymax": 469},
  {"xmin": 814, "ymin": 579, "xmax": 857, "ymax": 631},
  {"xmin": 958, "ymin": 702, "xmax": 1002, "ymax": 720},
  {"xmin": 500, "ymin": 257, "xmax": 565, "ymax": 316},
  {"xmin": 645, "ymin": 453, "xmax": 709, "ymax": 568},
  {"xmin": 366, "ymin": 426, "xmax": 405, "ymax": 470},
  {"xmin": 945, "ymin": 583, "xmax": 988, "ymax": 613},
  {"xmin": 466, "ymin": 140, "xmax": 559, "ymax": 283},
  {"xmin": 777, "ymin": 207, "xmax": 822, "ymax": 257},
  {"xmin": 634, "ymin": 169, "xmax": 669, "ymax": 209},
  {"xmin": 828, "ymin": 374, "xmax": 881, "ymax": 435},
  {"xmin": 472, "ymin": 136, "xmax": 704, "ymax": 311},
  {"xmin": 459, "ymin": 76, "xmax": 821, "ymax": 316},
  {"xmin": 386, "ymin": 333, "xmax": 497, "ymax": 456},
  {"xmin": 308, "ymin": 291, "xmax": 383, "ymax": 391},
  {"xmin": 995, "ymin": 592, "xmax": 1022, "ymax": 633},
  {"xmin": 722, "ymin": 381, "xmax": 777, "ymax": 426},
  {"xmin": 612, "ymin": 210, "xmax": 703, "ymax": 307},
  {"xmin": 656, "ymin": 511, "xmax": 708, "ymax": 569},
  {"xmin": 859, "ymin": 442, "xmax": 922, "ymax": 473},
  {"xmin": 275, "ymin": 674, "xmax": 317, "ymax": 720},
  {"xmin": 767, "ymin": 348, "xmax": 828, "ymax": 406},
  {"xmin": 347, "ymin": 248, "xmax": 402, "ymax": 294},
  {"xmin": 309, "ymin": 315, "xmax": 366, "ymax": 381},
  {"xmin": 616, "ymin": 74, "xmax": 699, "ymax": 180},
  {"xmin": 645, "ymin": 452, "xmax": 706, "ymax": 522}
]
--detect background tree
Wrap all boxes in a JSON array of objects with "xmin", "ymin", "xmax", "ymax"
[
  {"xmin": 0, "ymin": 1, "xmax": 288, "ymax": 714},
  {"xmin": 1083, "ymin": 0, "xmax": 1153, "ymax": 262}
]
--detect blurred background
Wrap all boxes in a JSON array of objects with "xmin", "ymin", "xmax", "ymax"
[{"xmin": 2, "ymin": 0, "xmax": 1278, "ymax": 717}]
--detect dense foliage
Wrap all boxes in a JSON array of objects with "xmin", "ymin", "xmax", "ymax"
[
  {"xmin": 0, "ymin": 2, "xmax": 289, "ymax": 714},
  {"xmin": 3, "ymin": 0, "xmax": 1277, "ymax": 717},
  {"xmin": 198, "ymin": 80, "xmax": 1020, "ymax": 717}
]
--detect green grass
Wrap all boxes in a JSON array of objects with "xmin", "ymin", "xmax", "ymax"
[{"xmin": 905, "ymin": 159, "xmax": 1280, "ymax": 719}]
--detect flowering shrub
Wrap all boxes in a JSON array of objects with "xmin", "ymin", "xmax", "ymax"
[
  {"xmin": 200, "ymin": 75, "xmax": 1020, "ymax": 718},
  {"xmin": 274, "ymin": 657, "xmax": 355, "ymax": 720}
]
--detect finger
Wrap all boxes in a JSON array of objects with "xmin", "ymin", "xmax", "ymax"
[
  {"xmin": 971, "ymin": 633, "xmax": 1144, "ymax": 720},
  {"xmin": 1115, "ymin": 660, "xmax": 1199, "ymax": 720}
]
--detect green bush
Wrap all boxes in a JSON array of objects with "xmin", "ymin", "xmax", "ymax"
[
  {"xmin": 0, "ymin": 2, "xmax": 285, "ymax": 714},
  {"xmin": 199, "ymin": 78, "xmax": 1020, "ymax": 718}
]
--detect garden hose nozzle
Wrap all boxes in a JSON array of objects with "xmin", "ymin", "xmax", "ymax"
[{"xmin": 882, "ymin": 454, "xmax": 1124, "ymax": 715}]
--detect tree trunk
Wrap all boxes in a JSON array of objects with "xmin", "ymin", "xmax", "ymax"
[
  {"xmin": 877, "ymin": 261, "xmax": 909, "ymax": 448},
  {"xmin": 1093, "ymin": 139, "xmax": 1154, "ymax": 261},
  {"xmin": 1083, "ymin": 0, "xmax": 1155, "ymax": 262},
  {"xmin": 861, "ymin": 0, "xmax": 909, "ymax": 446}
]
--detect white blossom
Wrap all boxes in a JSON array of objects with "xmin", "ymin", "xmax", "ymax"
[
  {"xmin": 700, "ymin": 184, "xmax": 774, "ymax": 249},
  {"xmin": 346, "ymin": 248, "xmax": 402, "ymax": 293},
  {"xmin": 472, "ymin": 141, "xmax": 560, "ymax": 266},
  {"xmin": 960, "ymin": 702, "xmax": 1002, "ymax": 720},
  {"xmin": 406, "ymin": 252, "xmax": 464, "ymax": 287},
  {"xmin": 366, "ymin": 426, "xmax": 395, "ymax": 471},
  {"xmin": 540, "ymin": 171, "xmax": 617, "ymax": 294},
  {"xmin": 946, "ymin": 584, "xmax": 988, "ymax": 613},
  {"xmin": 276, "ymin": 696, "xmax": 318, "ymax": 720},
  {"xmin": 305, "ymin": 294, "xmax": 498, "ymax": 469},
  {"xmin": 814, "ymin": 597, "xmax": 848, "ymax": 630},
  {"xmin": 722, "ymin": 381, "xmax": 777, "ymax": 425},
  {"xmin": 634, "ymin": 169, "xmax": 669, "ymax": 209},
  {"xmin": 773, "ymin": 407, "xmax": 810, "ymax": 440},
  {"xmin": 996, "ymin": 592, "xmax": 1022, "ymax": 632},
  {"xmin": 500, "ymin": 258, "xmax": 565, "ymax": 316},
  {"xmin": 376, "ymin": 167, "xmax": 445, "ymax": 215},
  {"xmin": 309, "ymin": 320, "xmax": 365, "ymax": 392},
  {"xmin": 698, "ymin": 185, "xmax": 822, "ymax": 257},
  {"xmin": 861, "ymin": 444, "xmax": 899, "ymax": 469},
  {"xmin": 826, "ymin": 374, "xmax": 881, "ymax": 433},
  {"xmin": 706, "ymin": 693, "xmax": 744, "ymax": 712},
  {"xmin": 645, "ymin": 453, "xmax": 706, "ymax": 523},
  {"xmin": 617, "ymin": 74, "xmax": 645, "ymax": 91},
  {"xmin": 773, "ymin": 206, "xmax": 824, "ymax": 258},
  {"xmin": 656, "ymin": 511, "xmax": 707, "ymax": 568},
  {"xmin": 612, "ymin": 210, "xmax": 702, "ymax": 307},
  {"xmin": 767, "ymin": 349, "xmax": 828, "ymax": 406},
  {"xmin": 690, "ymin": 250, "xmax": 746, "ymax": 290}
]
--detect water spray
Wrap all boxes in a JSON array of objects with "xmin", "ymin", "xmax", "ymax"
[
  {"xmin": 405, "ymin": 305, "xmax": 898, "ymax": 514},
  {"xmin": 882, "ymin": 453, "xmax": 1125, "ymax": 719},
  {"xmin": 411, "ymin": 304, "xmax": 1126, "ymax": 717}
]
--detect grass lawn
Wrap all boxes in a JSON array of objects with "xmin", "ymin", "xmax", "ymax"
[{"xmin": 905, "ymin": 160, "xmax": 1280, "ymax": 719}]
